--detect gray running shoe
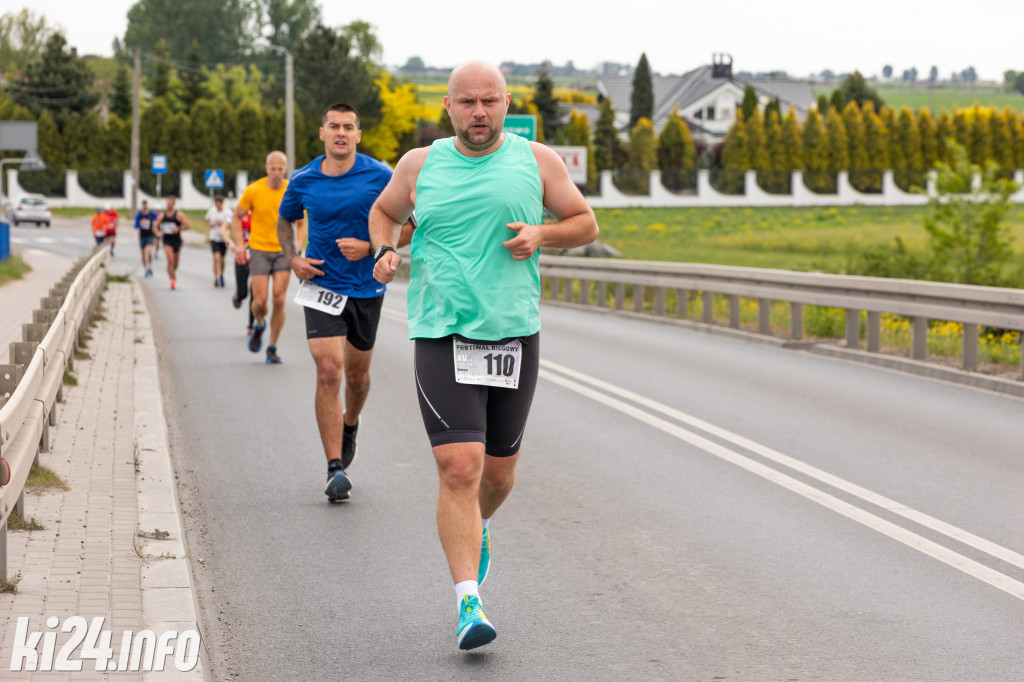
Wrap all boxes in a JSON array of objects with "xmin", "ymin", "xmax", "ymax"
[{"xmin": 325, "ymin": 467, "xmax": 351, "ymax": 501}]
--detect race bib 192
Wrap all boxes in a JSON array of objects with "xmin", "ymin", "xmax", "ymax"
[
  {"xmin": 294, "ymin": 280, "xmax": 347, "ymax": 316},
  {"xmin": 453, "ymin": 339, "xmax": 521, "ymax": 389}
]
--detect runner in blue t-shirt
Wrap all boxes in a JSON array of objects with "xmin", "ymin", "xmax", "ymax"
[{"xmin": 277, "ymin": 102, "xmax": 414, "ymax": 502}]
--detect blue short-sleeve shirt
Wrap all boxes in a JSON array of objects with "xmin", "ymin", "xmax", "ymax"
[{"xmin": 279, "ymin": 154, "xmax": 393, "ymax": 298}]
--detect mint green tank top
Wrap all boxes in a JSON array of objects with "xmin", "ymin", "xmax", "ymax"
[{"xmin": 409, "ymin": 134, "xmax": 543, "ymax": 340}]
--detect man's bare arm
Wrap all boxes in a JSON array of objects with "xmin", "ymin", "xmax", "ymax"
[
  {"xmin": 502, "ymin": 143, "xmax": 599, "ymax": 261},
  {"xmin": 369, "ymin": 148, "xmax": 427, "ymax": 251},
  {"xmin": 276, "ymin": 215, "xmax": 299, "ymax": 261},
  {"xmin": 229, "ymin": 205, "xmax": 246, "ymax": 249},
  {"xmin": 279, "ymin": 215, "xmax": 324, "ymax": 280}
]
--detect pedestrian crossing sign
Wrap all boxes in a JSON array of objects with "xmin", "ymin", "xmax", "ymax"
[{"xmin": 205, "ymin": 170, "xmax": 224, "ymax": 189}]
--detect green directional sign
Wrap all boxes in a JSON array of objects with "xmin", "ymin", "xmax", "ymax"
[{"xmin": 503, "ymin": 114, "xmax": 537, "ymax": 141}]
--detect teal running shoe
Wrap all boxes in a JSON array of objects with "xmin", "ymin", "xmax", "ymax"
[
  {"xmin": 456, "ymin": 594, "xmax": 496, "ymax": 650},
  {"xmin": 478, "ymin": 527, "xmax": 490, "ymax": 585}
]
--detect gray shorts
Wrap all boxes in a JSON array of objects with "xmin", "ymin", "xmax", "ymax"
[{"xmin": 248, "ymin": 248, "xmax": 290, "ymax": 276}]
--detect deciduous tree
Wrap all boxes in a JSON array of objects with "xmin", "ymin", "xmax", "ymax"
[
  {"xmin": 294, "ymin": 22, "xmax": 382, "ymax": 130},
  {"xmin": 838, "ymin": 71, "xmax": 884, "ymax": 111},
  {"xmin": 925, "ymin": 140, "xmax": 1018, "ymax": 286},
  {"xmin": 120, "ymin": 0, "xmax": 250, "ymax": 64},
  {"xmin": 0, "ymin": 9, "xmax": 56, "ymax": 75},
  {"xmin": 360, "ymin": 72, "xmax": 433, "ymax": 162}
]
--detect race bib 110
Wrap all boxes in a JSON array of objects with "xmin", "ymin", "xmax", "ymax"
[{"xmin": 452, "ymin": 339, "xmax": 521, "ymax": 389}]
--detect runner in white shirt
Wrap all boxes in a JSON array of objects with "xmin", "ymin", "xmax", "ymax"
[{"xmin": 204, "ymin": 195, "xmax": 233, "ymax": 288}]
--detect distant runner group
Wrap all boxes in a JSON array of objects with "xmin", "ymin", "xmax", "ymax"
[{"xmin": 112, "ymin": 59, "xmax": 598, "ymax": 654}]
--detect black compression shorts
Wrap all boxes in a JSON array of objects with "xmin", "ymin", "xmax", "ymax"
[{"xmin": 413, "ymin": 332, "xmax": 539, "ymax": 457}]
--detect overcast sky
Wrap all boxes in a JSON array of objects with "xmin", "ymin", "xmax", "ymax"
[{"xmin": 14, "ymin": 0, "xmax": 1023, "ymax": 82}]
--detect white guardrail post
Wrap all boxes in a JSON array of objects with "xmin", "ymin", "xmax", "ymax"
[{"xmin": 0, "ymin": 245, "xmax": 109, "ymax": 579}]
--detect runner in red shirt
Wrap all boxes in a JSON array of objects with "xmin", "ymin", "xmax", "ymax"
[{"xmin": 104, "ymin": 204, "xmax": 119, "ymax": 256}]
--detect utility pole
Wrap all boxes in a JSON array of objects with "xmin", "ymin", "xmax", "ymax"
[
  {"xmin": 255, "ymin": 41, "xmax": 295, "ymax": 176},
  {"xmin": 285, "ymin": 50, "xmax": 295, "ymax": 177},
  {"xmin": 131, "ymin": 47, "xmax": 141, "ymax": 215}
]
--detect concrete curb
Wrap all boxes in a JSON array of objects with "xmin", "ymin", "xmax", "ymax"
[{"xmin": 130, "ymin": 279, "xmax": 208, "ymax": 681}]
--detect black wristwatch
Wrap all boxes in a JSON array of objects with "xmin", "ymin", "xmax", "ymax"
[{"xmin": 374, "ymin": 245, "xmax": 397, "ymax": 262}]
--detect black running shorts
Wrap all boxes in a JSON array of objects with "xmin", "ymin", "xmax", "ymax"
[
  {"xmin": 303, "ymin": 294, "xmax": 384, "ymax": 351},
  {"xmin": 414, "ymin": 332, "xmax": 539, "ymax": 457},
  {"xmin": 162, "ymin": 233, "xmax": 182, "ymax": 252}
]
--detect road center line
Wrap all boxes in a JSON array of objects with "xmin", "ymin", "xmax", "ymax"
[{"xmin": 539, "ymin": 361, "xmax": 1024, "ymax": 602}]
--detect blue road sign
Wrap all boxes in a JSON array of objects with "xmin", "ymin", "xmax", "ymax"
[
  {"xmin": 151, "ymin": 154, "xmax": 168, "ymax": 174},
  {"xmin": 204, "ymin": 169, "xmax": 224, "ymax": 189}
]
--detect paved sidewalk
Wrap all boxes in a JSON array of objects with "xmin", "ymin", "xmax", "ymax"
[{"xmin": 0, "ymin": 262, "xmax": 206, "ymax": 679}]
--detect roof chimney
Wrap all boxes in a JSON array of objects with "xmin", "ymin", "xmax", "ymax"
[{"xmin": 712, "ymin": 53, "xmax": 733, "ymax": 79}]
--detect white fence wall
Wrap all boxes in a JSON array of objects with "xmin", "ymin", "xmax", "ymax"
[
  {"xmin": 6, "ymin": 169, "xmax": 251, "ymax": 211},
  {"xmin": 588, "ymin": 169, "xmax": 1024, "ymax": 209},
  {"xmin": 8, "ymin": 167, "xmax": 1024, "ymax": 210}
]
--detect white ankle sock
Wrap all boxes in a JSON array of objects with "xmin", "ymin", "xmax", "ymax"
[
  {"xmin": 455, "ymin": 580, "xmax": 479, "ymax": 609},
  {"xmin": 482, "ymin": 518, "xmax": 490, "ymax": 530}
]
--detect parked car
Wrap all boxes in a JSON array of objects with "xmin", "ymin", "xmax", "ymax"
[{"xmin": 7, "ymin": 194, "xmax": 51, "ymax": 227}]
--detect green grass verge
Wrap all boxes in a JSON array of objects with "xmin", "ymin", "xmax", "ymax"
[
  {"xmin": 592, "ymin": 204, "xmax": 1024, "ymax": 274},
  {"xmin": 0, "ymin": 254, "xmax": 30, "ymax": 286},
  {"xmin": 26, "ymin": 462, "xmax": 69, "ymax": 492},
  {"xmin": 813, "ymin": 84, "xmax": 1024, "ymax": 112},
  {"xmin": 7, "ymin": 508, "xmax": 44, "ymax": 532}
]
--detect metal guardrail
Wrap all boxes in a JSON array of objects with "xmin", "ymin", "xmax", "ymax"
[
  {"xmin": 538, "ymin": 256, "xmax": 1024, "ymax": 384},
  {"xmin": 0, "ymin": 245, "xmax": 109, "ymax": 578}
]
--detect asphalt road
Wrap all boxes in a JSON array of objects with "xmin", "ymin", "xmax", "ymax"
[{"xmin": 17, "ymin": 218, "xmax": 1024, "ymax": 680}]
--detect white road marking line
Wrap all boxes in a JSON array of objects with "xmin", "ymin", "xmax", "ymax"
[
  {"xmin": 371, "ymin": 312, "xmax": 1024, "ymax": 599},
  {"xmin": 541, "ymin": 358, "xmax": 1024, "ymax": 573},
  {"xmin": 539, "ymin": 362, "xmax": 1024, "ymax": 602}
]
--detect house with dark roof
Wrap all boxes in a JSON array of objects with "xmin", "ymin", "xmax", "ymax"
[{"xmin": 593, "ymin": 54, "xmax": 816, "ymax": 145}]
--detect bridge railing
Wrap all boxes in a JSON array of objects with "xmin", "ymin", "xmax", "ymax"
[
  {"xmin": 0, "ymin": 245, "xmax": 108, "ymax": 578},
  {"xmin": 538, "ymin": 256, "xmax": 1024, "ymax": 385}
]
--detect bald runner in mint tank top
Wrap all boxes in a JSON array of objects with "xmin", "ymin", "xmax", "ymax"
[{"xmin": 409, "ymin": 133, "xmax": 543, "ymax": 341}]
